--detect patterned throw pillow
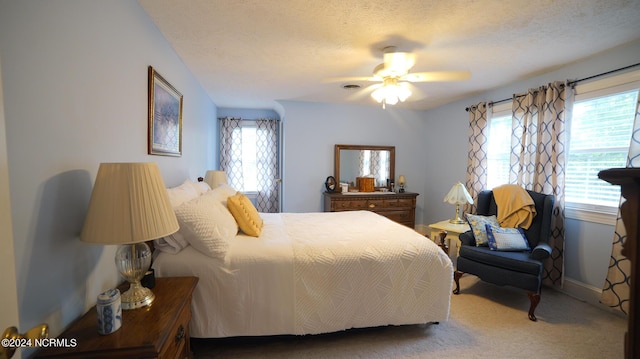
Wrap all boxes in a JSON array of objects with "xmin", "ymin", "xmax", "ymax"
[
  {"xmin": 465, "ymin": 214, "xmax": 500, "ymax": 246},
  {"xmin": 485, "ymin": 225, "xmax": 531, "ymax": 251}
]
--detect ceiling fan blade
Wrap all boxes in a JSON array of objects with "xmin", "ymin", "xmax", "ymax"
[
  {"xmin": 405, "ymin": 71, "xmax": 471, "ymax": 82},
  {"xmin": 322, "ymin": 76, "xmax": 377, "ymax": 83}
]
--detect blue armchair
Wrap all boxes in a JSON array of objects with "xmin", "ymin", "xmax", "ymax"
[{"xmin": 453, "ymin": 189, "xmax": 554, "ymax": 321}]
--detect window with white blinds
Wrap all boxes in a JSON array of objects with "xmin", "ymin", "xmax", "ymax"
[
  {"xmin": 483, "ymin": 70, "xmax": 640, "ymax": 224},
  {"xmin": 486, "ymin": 112, "xmax": 512, "ymax": 190},
  {"xmin": 565, "ymin": 89, "xmax": 638, "ymax": 210}
]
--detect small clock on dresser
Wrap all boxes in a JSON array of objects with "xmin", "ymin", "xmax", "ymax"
[{"xmin": 325, "ymin": 176, "xmax": 337, "ymax": 192}]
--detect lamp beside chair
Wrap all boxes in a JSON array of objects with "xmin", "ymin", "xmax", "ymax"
[{"xmin": 444, "ymin": 182, "xmax": 473, "ymax": 224}]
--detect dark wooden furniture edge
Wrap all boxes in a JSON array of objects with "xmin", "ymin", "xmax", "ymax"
[
  {"xmin": 598, "ymin": 168, "xmax": 639, "ymax": 359},
  {"xmin": 36, "ymin": 276, "xmax": 198, "ymax": 358}
]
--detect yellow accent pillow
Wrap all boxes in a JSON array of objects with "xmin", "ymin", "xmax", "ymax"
[{"xmin": 227, "ymin": 192, "xmax": 263, "ymax": 237}]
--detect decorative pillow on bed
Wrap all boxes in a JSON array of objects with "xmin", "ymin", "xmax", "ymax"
[
  {"xmin": 166, "ymin": 180, "xmax": 199, "ymax": 208},
  {"xmin": 154, "ymin": 232, "xmax": 189, "ymax": 254},
  {"xmin": 173, "ymin": 190, "xmax": 239, "ymax": 258},
  {"xmin": 465, "ymin": 213, "xmax": 500, "ymax": 246},
  {"xmin": 208, "ymin": 184, "xmax": 238, "ymax": 206},
  {"xmin": 187, "ymin": 179, "xmax": 211, "ymax": 196},
  {"xmin": 485, "ymin": 225, "xmax": 531, "ymax": 251},
  {"xmin": 227, "ymin": 192, "xmax": 263, "ymax": 237}
]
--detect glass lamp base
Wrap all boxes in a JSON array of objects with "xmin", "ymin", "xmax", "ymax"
[
  {"xmin": 115, "ymin": 243, "xmax": 154, "ymax": 310},
  {"xmin": 121, "ymin": 281, "xmax": 155, "ymax": 310}
]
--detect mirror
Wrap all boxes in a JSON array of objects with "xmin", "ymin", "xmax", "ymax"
[{"xmin": 334, "ymin": 144, "xmax": 395, "ymax": 191}]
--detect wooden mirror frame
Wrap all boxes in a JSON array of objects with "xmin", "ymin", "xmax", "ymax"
[{"xmin": 334, "ymin": 144, "xmax": 395, "ymax": 190}]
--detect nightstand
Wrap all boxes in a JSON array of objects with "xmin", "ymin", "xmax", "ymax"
[
  {"xmin": 429, "ymin": 220, "xmax": 470, "ymax": 268},
  {"xmin": 36, "ymin": 276, "xmax": 198, "ymax": 359}
]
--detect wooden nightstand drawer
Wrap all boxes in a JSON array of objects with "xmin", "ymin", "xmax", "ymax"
[
  {"xmin": 159, "ymin": 300, "xmax": 191, "ymax": 359},
  {"xmin": 36, "ymin": 277, "xmax": 198, "ymax": 359}
]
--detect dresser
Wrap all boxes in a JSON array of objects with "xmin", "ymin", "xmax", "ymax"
[
  {"xmin": 323, "ymin": 192, "xmax": 418, "ymax": 228},
  {"xmin": 36, "ymin": 276, "xmax": 198, "ymax": 359}
]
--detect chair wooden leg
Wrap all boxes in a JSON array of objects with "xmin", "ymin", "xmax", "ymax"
[
  {"xmin": 527, "ymin": 291, "xmax": 540, "ymax": 321},
  {"xmin": 453, "ymin": 270, "xmax": 463, "ymax": 294}
]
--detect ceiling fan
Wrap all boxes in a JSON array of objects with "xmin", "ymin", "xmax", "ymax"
[{"xmin": 332, "ymin": 46, "xmax": 471, "ymax": 109}]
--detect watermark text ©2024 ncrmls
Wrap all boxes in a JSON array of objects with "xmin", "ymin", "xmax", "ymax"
[{"xmin": 1, "ymin": 337, "xmax": 77, "ymax": 348}]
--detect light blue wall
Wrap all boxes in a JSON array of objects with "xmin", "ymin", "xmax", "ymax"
[
  {"xmin": 279, "ymin": 101, "xmax": 428, "ymax": 221},
  {"xmin": 0, "ymin": 0, "xmax": 216, "ymax": 338}
]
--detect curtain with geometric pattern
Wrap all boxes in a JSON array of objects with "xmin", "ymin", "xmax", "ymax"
[
  {"xmin": 464, "ymin": 102, "xmax": 490, "ymax": 214},
  {"xmin": 600, "ymin": 98, "xmax": 640, "ymax": 314},
  {"xmin": 219, "ymin": 117, "xmax": 244, "ymax": 190},
  {"xmin": 255, "ymin": 118, "xmax": 280, "ymax": 213},
  {"xmin": 509, "ymin": 81, "xmax": 571, "ymax": 286}
]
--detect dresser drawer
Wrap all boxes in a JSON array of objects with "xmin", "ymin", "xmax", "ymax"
[
  {"xmin": 324, "ymin": 192, "xmax": 418, "ymax": 228},
  {"xmin": 334, "ymin": 199, "xmax": 367, "ymax": 210},
  {"xmin": 384, "ymin": 198, "xmax": 414, "ymax": 208},
  {"xmin": 380, "ymin": 210, "xmax": 414, "ymax": 224},
  {"xmin": 365, "ymin": 199, "xmax": 385, "ymax": 209}
]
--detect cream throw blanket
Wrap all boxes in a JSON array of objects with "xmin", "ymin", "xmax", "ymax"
[{"xmin": 493, "ymin": 184, "xmax": 536, "ymax": 229}]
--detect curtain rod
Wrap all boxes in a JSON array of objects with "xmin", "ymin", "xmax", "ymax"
[{"xmin": 465, "ymin": 62, "xmax": 640, "ymax": 112}]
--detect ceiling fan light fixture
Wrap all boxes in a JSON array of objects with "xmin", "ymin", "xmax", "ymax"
[{"xmin": 370, "ymin": 78, "xmax": 412, "ymax": 109}]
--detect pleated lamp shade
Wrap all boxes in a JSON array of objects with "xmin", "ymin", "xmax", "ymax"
[
  {"xmin": 81, "ymin": 162, "xmax": 179, "ymax": 245},
  {"xmin": 204, "ymin": 170, "xmax": 228, "ymax": 189}
]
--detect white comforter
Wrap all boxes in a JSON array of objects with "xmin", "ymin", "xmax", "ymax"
[{"xmin": 154, "ymin": 211, "xmax": 453, "ymax": 338}]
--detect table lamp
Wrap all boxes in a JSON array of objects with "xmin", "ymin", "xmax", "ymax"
[
  {"xmin": 204, "ymin": 170, "xmax": 228, "ymax": 189},
  {"xmin": 81, "ymin": 163, "xmax": 179, "ymax": 310},
  {"xmin": 398, "ymin": 175, "xmax": 406, "ymax": 193},
  {"xmin": 444, "ymin": 182, "xmax": 473, "ymax": 224}
]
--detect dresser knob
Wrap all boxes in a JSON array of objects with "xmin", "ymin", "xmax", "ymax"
[
  {"xmin": 175, "ymin": 325, "xmax": 185, "ymax": 343},
  {"xmin": 368, "ymin": 203, "xmax": 375, "ymax": 208}
]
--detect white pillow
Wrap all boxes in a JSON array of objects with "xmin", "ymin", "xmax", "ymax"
[
  {"xmin": 173, "ymin": 190, "xmax": 239, "ymax": 258},
  {"xmin": 166, "ymin": 180, "xmax": 199, "ymax": 208},
  {"xmin": 153, "ymin": 233, "xmax": 189, "ymax": 254},
  {"xmin": 207, "ymin": 184, "xmax": 238, "ymax": 206},
  {"xmin": 186, "ymin": 179, "xmax": 211, "ymax": 196}
]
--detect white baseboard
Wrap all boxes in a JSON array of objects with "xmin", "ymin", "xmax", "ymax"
[{"xmin": 556, "ymin": 277, "xmax": 625, "ymax": 317}]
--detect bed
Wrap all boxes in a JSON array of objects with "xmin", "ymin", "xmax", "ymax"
[{"xmin": 152, "ymin": 180, "xmax": 453, "ymax": 338}]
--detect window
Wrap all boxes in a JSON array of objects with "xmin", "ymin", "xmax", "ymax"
[
  {"xmin": 486, "ymin": 108, "xmax": 512, "ymax": 190},
  {"xmin": 240, "ymin": 126, "xmax": 258, "ymax": 192},
  {"xmin": 484, "ymin": 70, "xmax": 640, "ymax": 225},
  {"xmin": 565, "ymin": 89, "xmax": 638, "ymax": 213}
]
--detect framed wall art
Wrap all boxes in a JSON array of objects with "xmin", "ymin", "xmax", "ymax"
[{"xmin": 148, "ymin": 66, "xmax": 183, "ymax": 156}]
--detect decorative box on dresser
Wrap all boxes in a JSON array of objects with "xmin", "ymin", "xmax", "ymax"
[
  {"xmin": 36, "ymin": 276, "xmax": 198, "ymax": 359},
  {"xmin": 323, "ymin": 192, "xmax": 418, "ymax": 228}
]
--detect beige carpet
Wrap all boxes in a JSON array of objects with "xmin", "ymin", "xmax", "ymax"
[{"xmin": 191, "ymin": 275, "xmax": 627, "ymax": 358}]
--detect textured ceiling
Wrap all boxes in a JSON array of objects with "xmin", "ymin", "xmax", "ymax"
[{"xmin": 138, "ymin": 0, "xmax": 640, "ymax": 110}]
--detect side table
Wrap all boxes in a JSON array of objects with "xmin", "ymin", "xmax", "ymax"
[
  {"xmin": 429, "ymin": 220, "xmax": 470, "ymax": 268},
  {"xmin": 36, "ymin": 276, "xmax": 198, "ymax": 359}
]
